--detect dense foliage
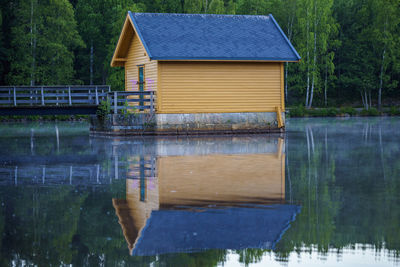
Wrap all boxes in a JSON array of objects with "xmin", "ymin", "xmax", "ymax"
[{"xmin": 0, "ymin": 0, "xmax": 399, "ymax": 107}]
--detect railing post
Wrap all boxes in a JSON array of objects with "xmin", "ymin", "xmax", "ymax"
[
  {"xmin": 68, "ymin": 86, "xmax": 72, "ymax": 105},
  {"xmin": 150, "ymin": 91, "xmax": 154, "ymax": 115},
  {"xmin": 13, "ymin": 87, "xmax": 16, "ymax": 106},
  {"xmin": 95, "ymin": 86, "xmax": 99, "ymax": 105},
  {"xmin": 41, "ymin": 87, "xmax": 44, "ymax": 106},
  {"xmin": 88, "ymin": 89, "xmax": 91, "ymax": 104},
  {"xmin": 114, "ymin": 91, "xmax": 117, "ymax": 114},
  {"xmin": 56, "ymin": 88, "xmax": 59, "ymax": 106}
]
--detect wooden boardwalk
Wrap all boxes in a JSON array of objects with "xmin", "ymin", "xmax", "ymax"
[{"xmin": 0, "ymin": 85, "xmax": 155, "ymax": 115}]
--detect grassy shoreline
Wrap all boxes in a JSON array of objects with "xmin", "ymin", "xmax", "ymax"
[
  {"xmin": 287, "ymin": 106, "xmax": 400, "ymax": 118},
  {"xmin": 0, "ymin": 115, "xmax": 89, "ymax": 122},
  {"xmin": 0, "ymin": 106, "xmax": 399, "ymax": 122}
]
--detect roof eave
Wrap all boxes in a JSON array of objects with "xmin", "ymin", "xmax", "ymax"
[
  {"xmin": 269, "ymin": 14, "xmax": 301, "ymax": 61},
  {"xmin": 110, "ymin": 12, "xmax": 154, "ymax": 67},
  {"xmin": 110, "ymin": 15, "xmax": 130, "ymax": 67},
  {"xmin": 155, "ymin": 57, "xmax": 300, "ymax": 62},
  {"xmin": 128, "ymin": 11, "xmax": 153, "ymax": 59}
]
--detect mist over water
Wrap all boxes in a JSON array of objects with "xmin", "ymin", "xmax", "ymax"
[{"xmin": 0, "ymin": 117, "xmax": 399, "ymax": 266}]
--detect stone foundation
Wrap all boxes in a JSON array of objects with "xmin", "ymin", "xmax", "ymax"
[{"xmin": 90, "ymin": 112, "xmax": 284, "ymax": 136}]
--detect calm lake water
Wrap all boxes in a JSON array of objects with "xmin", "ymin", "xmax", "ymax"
[{"xmin": 0, "ymin": 117, "xmax": 399, "ymax": 266}]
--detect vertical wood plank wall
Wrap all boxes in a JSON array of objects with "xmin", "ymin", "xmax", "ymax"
[
  {"xmin": 124, "ymin": 35, "xmax": 158, "ymax": 93},
  {"xmin": 158, "ymin": 61, "xmax": 283, "ymax": 114}
]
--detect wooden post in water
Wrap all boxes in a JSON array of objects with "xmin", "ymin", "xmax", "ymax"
[
  {"xmin": 30, "ymin": 128, "xmax": 34, "ymax": 155},
  {"xmin": 69, "ymin": 166, "xmax": 72, "ymax": 185},
  {"xmin": 42, "ymin": 167, "xmax": 46, "ymax": 184},
  {"xmin": 114, "ymin": 155, "xmax": 118, "ymax": 180},
  {"xmin": 114, "ymin": 91, "xmax": 117, "ymax": 114},
  {"xmin": 55, "ymin": 125, "xmax": 59, "ymax": 152},
  {"xmin": 14, "ymin": 166, "xmax": 18, "ymax": 186},
  {"xmin": 96, "ymin": 164, "xmax": 100, "ymax": 184}
]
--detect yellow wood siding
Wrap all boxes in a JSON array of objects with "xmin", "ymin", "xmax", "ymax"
[
  {"xmin": 124, "ymin": 35, "xmax": 157, "ymax": 92},
  {"xmin": 158, "ymin": 61, "xmax": 283, "ymax": 113},
  {"xmin": 158, "ymin": 153, "xmax": 285, "ymax": 206}
]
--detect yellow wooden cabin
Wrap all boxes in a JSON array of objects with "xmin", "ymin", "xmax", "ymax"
[{"xmin": 111, "ymin": 12, "xmax": 300, "ymax": 133}]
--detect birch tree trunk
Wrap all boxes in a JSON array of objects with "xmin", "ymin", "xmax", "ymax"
[
  {"xmin": 308, "ymin": 1, "xmax": 317, "ymax": 109},
  {"xmin": 378, "ymin": 18, "xmax": 388, "ymax": 111},
  {"xmin": 361, "ymin": 91, "xmax": 365, "ymax": 108},
  {"xmin": 369, "ymin": 90, "xmax": 372, "ymax": 108},
  {"xmin": 305, "ymin": 6, "xmax": 310, "ymax": 107},
  {"xmin": 324, "ymin": 63, "xmax": 328, "ymax": 106},
  {"xmin": 285, "ymin": 12, "xmax": 294, "ymax": 100},
  {"xmin": 378, "ymin": 48, "xmax": 385, "ymax": 110}
]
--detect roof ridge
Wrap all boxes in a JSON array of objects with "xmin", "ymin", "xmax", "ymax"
[{"xmin": 131, "ymin": 12, "xmax": 270, "ymax": 19}]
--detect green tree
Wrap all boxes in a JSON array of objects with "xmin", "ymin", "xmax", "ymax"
[
  {"xmin": 8, "ymin": 0, "xmax": 84, "ymax": 85},
  {"xmin": 75, "ymin": 0, "xmax": 102, "ymax": 85},
  {"xmin": 151, "ymin": 0, "xmax": 183, "ymax": 13},
  {"xmin": 371, "ymin": 0, "xmax": 399, "ymax": 110},
  {"xmin": 0, "ymin": 8, "xmax": 4, "ymax": 81},
  {"xmin": 237, "ymin": 0, "xmax": 268, "ymax": 15},
  {"xmin": 184, "ymin": 0, "xmax": 203, "ymax": 13},
  {"xmin": 226, "ymin": 0, "xmax": 236, "ymax": 14},
  {"xmin": 208, "ymin": 0, "xmax": 225, "ymax": 14},
  {"xmin": 104, "ymin": 1, "xmax": 145, "ymax": 91}
]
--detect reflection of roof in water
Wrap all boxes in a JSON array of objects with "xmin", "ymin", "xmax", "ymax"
[{"xmin": 132, "ymin": 204, "xmax": 300, "ymax": 256}]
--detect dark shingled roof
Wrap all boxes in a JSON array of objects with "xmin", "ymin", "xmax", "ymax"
[
  {"xmin": 132, "ymin": 204, "xmax": 301, "ymax": 256},
  {"xmin": 129, "ymin": 12, "xmax": 301, "ymax": 61}
]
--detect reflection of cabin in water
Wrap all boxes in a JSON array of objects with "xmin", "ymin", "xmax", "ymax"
[
  {"xmin": 110, "ymin": 12, "xmax": 300, "ymax": 132},
  {"xmin": 113, "ymin": 138, "xmax": 300, "ymax": 255}
]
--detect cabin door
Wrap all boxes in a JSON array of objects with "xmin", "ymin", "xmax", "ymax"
[{"xmin": 138, "ymin": 66, "xmax": 144, "ymax": 111}]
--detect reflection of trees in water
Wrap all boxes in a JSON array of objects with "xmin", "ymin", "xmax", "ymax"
[
  {"xmin": 1, "ymin": 119, "xmax": 400, "ymax": 266},
  {"xmin": 228, "ymin": 119, "xmax": 400, "ymax": 265},
  {"xmin": 0, "ymin": 182, "xmax": 228, "ymax": 266},
  {"xmin": 0, "ymin": 187, "xmax": 87, "ymax": 265},
  {"xmin": 275, "ymin": 120, "xmax": 400, "ymax": 263}
]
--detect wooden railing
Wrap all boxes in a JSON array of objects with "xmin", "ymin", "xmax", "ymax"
[
  {"xmin": 108, "ymin": 91, "xmax": 155, "ymax": 114},
  {"xmin": 0, "ymin": 86, "xmax": 156, "ymax": 114},
  {"xmin": 0, "ymin": 85, "xmax": 111, "ymax": 106}
]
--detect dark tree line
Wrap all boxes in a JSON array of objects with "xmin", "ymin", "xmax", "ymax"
[{"xmin": 0, "ymin": 0, "xmax": 399, "ymax": 108}]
